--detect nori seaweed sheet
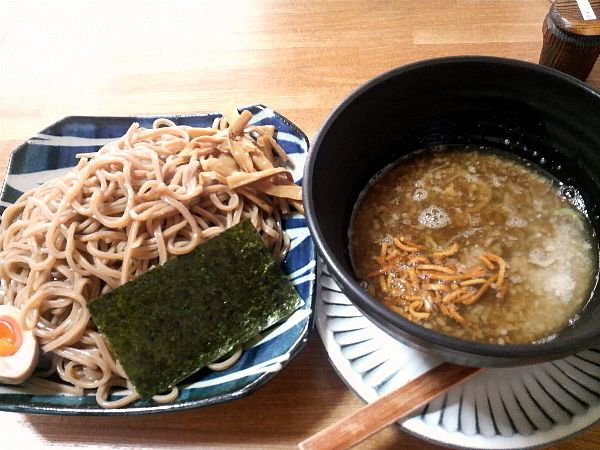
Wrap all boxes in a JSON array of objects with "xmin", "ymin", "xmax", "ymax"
[{"xmin": 88, "ymin": 220, "xmax": 302, "ymax": 398}]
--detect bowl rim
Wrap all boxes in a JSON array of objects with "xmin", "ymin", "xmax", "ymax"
[{"xmin": 304, "ymin": 55, "xmax": 600, "ymax": 363}]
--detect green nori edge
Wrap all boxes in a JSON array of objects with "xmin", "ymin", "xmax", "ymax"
[{"xmin": 88, "ymin": 220, "xmax": 303, "ymax": 398}]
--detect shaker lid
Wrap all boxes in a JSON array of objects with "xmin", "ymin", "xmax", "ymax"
[{"xmin": 551, "ymin": 0, "xmax": 600, "ymax": 36}]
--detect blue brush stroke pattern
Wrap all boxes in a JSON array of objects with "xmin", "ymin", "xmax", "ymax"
[{"xmin": 0, "ymin": 105, "xmax": 315, "ymax": 415}]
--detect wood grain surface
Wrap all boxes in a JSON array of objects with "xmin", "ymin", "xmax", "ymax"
[
  {"xmin": 298, "ymin": 364, "xmax": 483, "ymax": 450},
  {"xmin": 1, "ymin": 1, "xmax": 600, "ymax": 449}
]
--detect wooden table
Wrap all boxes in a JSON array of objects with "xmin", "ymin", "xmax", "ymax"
[{"xmin": 1, "ymin": 1, "xmax": 599, "ymax": 448}]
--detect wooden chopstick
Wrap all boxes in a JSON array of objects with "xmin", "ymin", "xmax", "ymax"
[{"xmin": 298, "ymin": 362, "xmax": 482, "ymax": 450}]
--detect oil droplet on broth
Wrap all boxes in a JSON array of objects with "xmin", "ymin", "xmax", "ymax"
[
  {"xmin": 505, "ymin": 216, "xmax": 528, "ymax": 228},
  {"xmin": 418, "ymin": 205, "xmax": 450, "ymax": 229},
  {"xmin": 529, "ymin": 248, "xmax": 556, "ymax": 267},
  {"xmin": 413, "ymin": 188, "xmax": 428, "ymax": 201}
]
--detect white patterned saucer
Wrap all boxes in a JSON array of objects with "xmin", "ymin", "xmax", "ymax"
[{"xmin": 316, "ymin": 264, "xmax": 600, "ymax": 449}]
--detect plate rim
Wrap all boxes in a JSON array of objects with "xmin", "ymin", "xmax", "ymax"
[
  {"xmin": 316, "ymin": 266, "xmax": 600, "ymax": 449},
  {"xmin": 0, "ymin": 105, "xmax": 315, "ymax": 415}
]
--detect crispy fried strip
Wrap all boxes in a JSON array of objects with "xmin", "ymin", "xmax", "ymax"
[
  {"xmin": 441, "ymin": 289, "xmax": 465, "ymax": 304},
  {"xmin": 408, "ymin": 267, "xmax": 418, "ymax": 285},
  {"xmin": 460, "ymin": 278, "xmax": 488, "ymax": 286},
  {"xmin": 478, "ymin": 253, "xmax": 495, "ymax": 270},
  {"xmin": 484, "ymin": 252, "xmax": 506, "ymax": 287},
  {"xmin": 399, "ymin": 236, "xmax": 425, "ymax": 250},
  {"xmin": 439, "ymin": 303, "xmax": 450, "ymax": 316},
  {"xmin": 417, "ymin": 264, "xmax": 455, "ymax": 274},
  {"xmin": 393, "ymin": 237, "xmax": 420, "ymax": 252},
  {"xmin": 423, "ymin": 283, "xmax": 450, "ymax": 291},
  {"xmin": 365, "ymin": 265, "xmax": 399, "ymax": 278},
  {"xmin": 378, "ymin": 275, "xmax": 388, "ymax": 293},
  {"xmin": 363, "ymin": 235, "xmax": 508, "ymax": 328},
  {"xmin": 432, "ymin": 243, "xmax": 459, "ymax": 258},
  {"xmin": 423, "ymin": 299, "xmax": 433, "ymax": 312},
  {"xmin": 408, "ymin": 255, "xmax": 429, "ymax": 264},
  {"xmin": 380, "ymin": 243, "xmax": 388, "ymax": 259},
  {"xmin": 425, "ymin": 267, "xmax": 485, "ymax": 281},
  {"xmin": 445, "ymin": 303, "xmax": 465, "ymax": 325},
  {"xmin": 385, "ymin": 249, "xmax": 400, "ymax": 261},
  {"xmin": 462, "ymin": 282, "xmax": 491, "ymax": 305},
  {"xmin": 409, "ymin": 303, "xmax": 430, "ymax": 320}
]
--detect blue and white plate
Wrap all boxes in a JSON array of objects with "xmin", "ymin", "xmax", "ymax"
[
  {"xmin": 318, "ymin": 265, "xmax": 600, "ymax": 449},
  {"xmin": 0, "ymin": 105, "xmax": 315, "ymax": 415}
]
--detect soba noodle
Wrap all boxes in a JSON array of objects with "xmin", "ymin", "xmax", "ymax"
[{"xmin": 0, "ymin": 108, "xmax": 302, "ymax": 407}]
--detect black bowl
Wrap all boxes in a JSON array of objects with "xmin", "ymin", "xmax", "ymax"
[{"xmin": 304, "ymin": 56, "xmax": 600, "ymax": 367}]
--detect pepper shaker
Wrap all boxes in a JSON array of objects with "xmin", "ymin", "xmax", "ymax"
[{"xmin": 539, "ymin": 0, "xmax": 600, "ymax": 80}]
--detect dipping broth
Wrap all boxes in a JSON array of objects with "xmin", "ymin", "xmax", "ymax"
[{"xmin": 350, "ymin": 146, "xmax": 598, "ymax": 344}]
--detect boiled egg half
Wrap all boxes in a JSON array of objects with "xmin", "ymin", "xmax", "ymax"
[{"xmin": 0, "ymin": 305, "xmax": 38, "ymax": 384}]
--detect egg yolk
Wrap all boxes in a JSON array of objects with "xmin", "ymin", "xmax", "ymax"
[{"xmin": 0, "ymin": 317, "xmax": 21, "ymax": 357}]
